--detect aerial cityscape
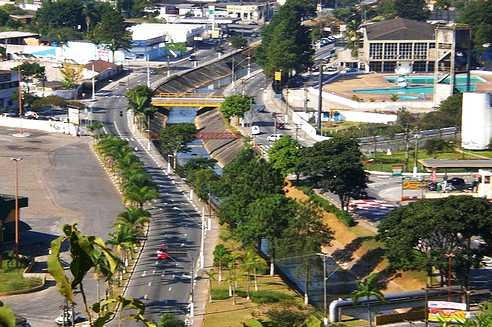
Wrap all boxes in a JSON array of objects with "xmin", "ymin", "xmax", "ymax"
[{"xmin": 0, "ymin": 0, "xmax": 491, "ymax": 326}]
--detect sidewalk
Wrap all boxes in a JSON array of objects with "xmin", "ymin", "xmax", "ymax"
[{"xmin": 126, "ymin": 112, "xmax": 220, "ymax": 327}]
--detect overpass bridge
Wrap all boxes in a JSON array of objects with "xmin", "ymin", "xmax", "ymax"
[{"xmin": 151, "ymin": 93, "xmax": 225, "ymax": 107}]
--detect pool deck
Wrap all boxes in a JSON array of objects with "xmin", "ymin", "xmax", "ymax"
[{"xmin": 323, "ymin": 72, "xmax": 492, "ymax": 103}]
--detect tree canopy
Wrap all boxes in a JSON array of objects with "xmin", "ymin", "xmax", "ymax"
[
  {"xmin": 257, "ymin": 0, "xmax": 314, "ymax": 80},
  {"xmin": 220, "ymin": 95, "xmax": 253, "ymax": 120},
  {"xmin": 394, "ymin": 0, "xmax": 430, "ymax": 21},
  {"xmin": 92, "ymin": 9, "xmax": 130, "ymax": 60},
  {"xmin": 377, "ymin": 196, "xmax": 492, "ymax": 287},
  {"xmin": 268, "ymin": 135, "xmax": 302, "ymax": 177},
  {"xmin": 159, "ymin": 123, "xmax": 197, "ymax": 155},
  {"xmin": 300, "ymin": 135, "xmax": 367, "ymax": 210}
]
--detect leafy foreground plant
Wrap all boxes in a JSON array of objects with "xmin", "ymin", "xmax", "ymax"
[
  {"xmin": 48, "ymin": 224, "xmax": 156, "ymax": 327},
  {"xmin": 0, "ymin": 300, "xmax": 15, "ymax": 327}
]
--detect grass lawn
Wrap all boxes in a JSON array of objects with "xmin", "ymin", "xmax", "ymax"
[
  {"xmin": 465, "ymin": 150, "xmax": 492, "ymax": 159},
  {"xmin": 285, "ymin": 183, "xmax": 428, "ymax": 293},
  {"xmin": 204, "ymin": 225, "xmax": 307, "ymax": 327},
  {"xmin": 0, "ymin": 266, "xmax": 42, "ymax": 293},
  {"xmin": 322, "ymin": 121, "xmax": 365, "ymax": 133},
  {"xmin": 365, "ymin": 150, "xmax": 478, "ymax": 172}
]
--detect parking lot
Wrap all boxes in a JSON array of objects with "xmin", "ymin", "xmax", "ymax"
[{"xmin": 0, "ymin": 127, "xmax": 123, "ymax": 325}]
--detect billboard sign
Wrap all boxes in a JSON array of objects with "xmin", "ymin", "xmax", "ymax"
[
  {"xmin": 68, "ymin": 107, "xmax": 80, "ymax": 125},
  {"xmin": 428, "ymin": 301, "xmax": 467, "ymax": 323}
]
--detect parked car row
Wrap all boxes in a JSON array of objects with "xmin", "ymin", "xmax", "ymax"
[{"xmin": 427, "ymin": 177, "xmax": 476, "ymax": 192}]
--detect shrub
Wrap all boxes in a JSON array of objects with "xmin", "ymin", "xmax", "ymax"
[
  {"xmin": 211, "ymin": 288, "xmax": 230, "ymax": 300},
  {"xmin": 298, "ymin": 186, "xmax": 355, "ymax": 226},
  {"xmin": 250, "ymin": 290, "xmax": 293, "ymax": 304}
]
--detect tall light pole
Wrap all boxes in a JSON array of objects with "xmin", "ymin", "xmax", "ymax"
[
  {"xmin": 146, "ymin": 61, "xmax": 151, "ymax": 88},
  {"xmin": 11, "ymin": 157, "xmax": 22, "ymax": 256},
  {"xmin": 413, "ymin": 133, "xmax": 421, "ymax": 176},
  {"xmin": 146, "ymin": 115, "xmax": 151, "ymax": 150},
  {"xmin": 91, "ymin": 63, "xmax": 96, "ymax": 101}
]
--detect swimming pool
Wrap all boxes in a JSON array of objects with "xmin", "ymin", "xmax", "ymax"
[
  {"xmin": 385, "ymin": 75, "xmax": 485, "ymax": 84},
  {"xmin": 353, "ymin": 84, "xmax": 477, "ymax": 96}
]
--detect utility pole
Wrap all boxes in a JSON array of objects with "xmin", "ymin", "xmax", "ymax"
[
  {"xmin": 11, "ymin": 157, "xmax": 22, "ymax": 256},
  {"xmin": 231, "ymin": 57, "xmax": 235, "ymax": 88},
  {"xmin": 147, "ymin": 115, "xmax": 151, "ymax": 150},
  {"xmin": 317, "ymin": 65, "xmax": 323, "ymax": 134},
  {"xmin": 190, "ymin": 257, "xmax": 195, "ymax": 319},
  {"xmin": 322, "ymin": 255, "xmax": 328, "ymax": 327},
  {"xmin": 200, "ymin": 212, "xmax": 205, "ymax": 269},
  {"xmin": 91, "ymin": 63, "xmax": 96, "ymax": 101},
  {"xmin": 17, "ymin": 67, "xmax": 22, "ymax": 117},
  {"xmin": 146, "ymin": 62, "xmax": 150, "ymax": 88}
]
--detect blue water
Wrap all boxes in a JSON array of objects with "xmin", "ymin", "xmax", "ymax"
[
  {"xmin": 354, "ymin": 84, "xmax": 477, "ymax": 95},
  {"xmin": 385, "ymin": 75, "xmax": 485, "ymax": 84}
]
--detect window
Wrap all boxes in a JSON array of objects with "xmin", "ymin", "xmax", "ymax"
[
  {"xmin": 399, "ymin": 43, "xmax": 413, "ymax": 59},
  {"xmin": 414, "ymin": 43, "xmax": 428, "ymax": 59},
  {"xmin": 413, "ymin": 61, "xmax": 427, "ymax": 72},
  {"xmin": 384, "ymin": 43, "xmax": 398, "ymax": 60},
  {"xmin": 369, "ymin": 43, "xmax": 383, "ymax": 60},
  {"xmin": 429, "ymin": 42, "xmax": 435, "ymax": 49},
  {"xmin": 485, "ymin": 176, "xmax": 490, "ymax": 184},
  {"xmin": 383, "ymin": 61, "xmax": 396, "ymax": 72},
  {"xmin": 427, "ymin": 61, "xmax": 435, "ymax": 72},
  {"xmin": 369, "ymin": 61, "xmax": 382, "ymax": 72}
]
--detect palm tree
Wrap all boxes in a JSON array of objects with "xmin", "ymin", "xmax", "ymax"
[
  {"xmin": 107, "ymin": 224, "xmax": 136, "ymax": 274},
  {"xmin": 213, "ymin": 244, "xmax": 231, "ymax": 282},
  {"xmin": 241, "ymin": 249, "xmax": 266, "ymax": 298},
  {"xmin": 352, "ymin": 273, "xmax": 385, "ymax": 327},
  {"xmin": 124, "ymin": 185, "xmax": 159, "ymax": 209},
  {"xmin": 204, "ymin": 270, "xmax": 217, "ymax": 303},
  {"xmin": 115, "ymin": 207, "xmax": 151, "ymax": 234}
]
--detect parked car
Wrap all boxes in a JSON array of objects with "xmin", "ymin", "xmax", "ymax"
[
  {"xmin": 251, "ymin": 125, "xmax": 261, "ymax": 135},
  {"xmin": 55, "ymin": 311, "xmax": 80, "ymax": 325},
  {"xmin": 24, "ymin": 111, "xmax": 39, "ymax": 119},
  {"xmin": 15, "ymin": 315, "xmax": 30, "ymax": 327},
  {"xmin": 267, "ymin": 134, "xmax": 282, "ymax": 142},
  {"xmin": 447, "ymin": 177, "xmax": 473, "ymax": 191}
]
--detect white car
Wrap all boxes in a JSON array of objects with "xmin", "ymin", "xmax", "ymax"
[
  {"xmin": 267, "ymin": 134, "xmax": 282, "ymax": 142},
  {"xmin": 251, "ymin": 125, "xmax": 261, "ymax": 135},
  {"xmin": 55, "ymin": 311, "xmax": 80, "ymax": 325}
]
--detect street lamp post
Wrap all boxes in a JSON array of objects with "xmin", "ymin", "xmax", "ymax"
[
  {"xmin": 11, "ymin": 157, "xmax": 22, "ymax": 255},
  {"xmin": 91, "ymin": 63, "xmax": 96, "ymax": 101},
  {"xmin": 413, "ymin": 133, "xmax": 421, "ymax": 176},
  {"xmin": 146, "ymin": 115, "xmax": 151, "ymax": 150}
]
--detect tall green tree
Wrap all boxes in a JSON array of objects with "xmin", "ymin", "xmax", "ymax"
[
  {"xmin": 239, "ymin": 194, "xmax": 297, "ymax": 275},
  {"xmin": 15, "ymin": 62, "xmax": 45, "ymax": 93},
  {"xmin": 352, "ymin": 273, "xmax": 385, "ymax": 327},
  {"xmin": 268, "ymin": 135, "xmax": 301, "ymax": 177},
  {"xmin": 458, "ymin": 0, "xmax": 492, "ymax": 47},
  {"xmin": 159, "ymin": 123, "xmax": 197, "ymax": 155},
  {"xmin": 220, "ymin": 95, "xmax": 253, "ymax": 121},
  {"xmin": 280, "ymin": 201, "xmax": 334, "ymax": 303},
  {"xmin": 394, "ymin": 0, "xmax": 430, "ymax": 21},
  {"xmin": 301, "ymin": 136, "xmax": 367, "ymax": 211},
  {"xmin": 92, "ymin": 9, "xmax": 130, "ymax": 62},
  {"xmin": 115, "ymin": 207, "xmax": 151, "ymax": 234},
  {"xmin": 377, "ymin": 196, "xmax": 492, "ymax": 288},
  {"xmin": 213, "ymin": 244, "xmax": 231, "ymax": 282}
]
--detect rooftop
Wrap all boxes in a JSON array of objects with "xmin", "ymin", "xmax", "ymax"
[
  {"xmin": 421, "ymin": 159, "xmax": 492, "ymax": 169},
  {"xmin": 365, "ymin": 18, "xmax": 435, "ymax": 41},
  {"xmin": 86, "ymin": 60, "xmax": 118, "ymax": 73},
  {"xmin": 0, "ymin": 31, "xmax": 38, "ymax": 40}
]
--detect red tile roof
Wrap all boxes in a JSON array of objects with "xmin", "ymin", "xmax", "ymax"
[{"xmin": 86, "ymin": 60, "xmax": 118, "ymax": 73}]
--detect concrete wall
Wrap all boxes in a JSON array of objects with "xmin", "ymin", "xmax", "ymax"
[
  {"xmin": 461, "ymin": 92, "xmax": 492, "ymax": 150},
  {"xmin": 284, "ymin": 88, "xmax": 435, "ymax": 112},
  {"xmin": 0, "ymin": 117, "xmax": 78, "ymax": 135}
]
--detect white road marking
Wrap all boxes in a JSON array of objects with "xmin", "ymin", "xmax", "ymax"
[
  {"xmin": 148, "ymin": 282, "xmax": 152, "ymax": 286},
  {"xmin": 113, "ymin": 121, "xmax": 123, "ymax": 136},
  {"xmin": 180, "ymin": 243, "xmax": 185, "ymax": 247},
  {"xmin": 142, "ymin": 271, "xmax": 146, "ymax": 277},
  {"xmin": 144, "ymin": 294, "xmax": 148, "ymax": 300},
  {"xmin": 152, "ymin": 270, "xmax": 156, "ymax": 275},
  {"xmin": 168, "ymin": 287, "xmax": 172, "ymax": 291},
  {"xmin": 155, "ymin": 261, "xmax": 158, "ymax": 265}
]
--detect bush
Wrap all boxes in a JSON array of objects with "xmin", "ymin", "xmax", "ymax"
[
  {"xmin": 298, "ymin": 186, "xmax": 355, "ymax": 226},
  {"xmin": 211, "ymin": 288, "xmax": 230, "ymax": 300},
  {"xmin": 157, "ymin": 313, "xmax": 185, "ymax": 327},
  {"xmin": 250, "ymin": 290, "xmax": 293, "ymax": 304}
]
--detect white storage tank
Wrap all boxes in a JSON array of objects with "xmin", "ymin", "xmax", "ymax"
[{"xmin": 462, "ymin": 92, "xmax": 492, "ymax": 150}]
